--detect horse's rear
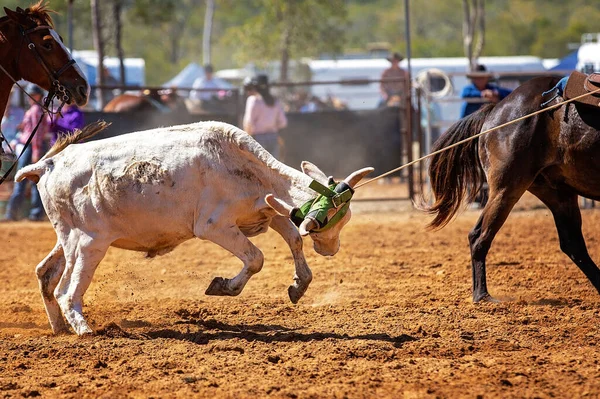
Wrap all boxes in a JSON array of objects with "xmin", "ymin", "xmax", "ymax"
[
  {"xmin": 103, "ymin": 94, "xmax": 153, "ymax": 112},
  {"xmin": 426, "ymin": 75, "xmax": 600, "ymax": 302}
]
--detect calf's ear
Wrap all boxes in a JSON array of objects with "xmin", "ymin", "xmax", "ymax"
[
  {"xmin": 301, "ymin": 161, "xmax": 328, "ymax": 184},
  {"xmin": 265, "ymin": 194, "xmax": 293, "ymax": 216}
]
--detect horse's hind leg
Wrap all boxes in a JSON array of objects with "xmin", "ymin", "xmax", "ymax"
[
  {"xmin": 36, "ymin": 243, "xmax": 68, "ymax": 333},
  {"xmin": 528, "ymin": 185, "xmax": 600, "ymax": 294},
  {"xmin": 469, "ymin": 173, "xmax": 533, "ymax": 302}
]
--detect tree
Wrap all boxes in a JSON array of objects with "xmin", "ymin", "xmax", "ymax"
[
  {"xmin": 91, "ymin": 0, "xmax": 106, "ymax": 107},
  {"xmin": 113, "ymin": 0, "xmax": 126, "ymax": 86},
  {"xmin": 203, "ymin": 0, "xmax": 216, "ymax": 65},
  {"xmin": 462, "ymin": 0, "xmax": 485, "ymax": 70},
  {"xmin": 223, "ymin": 0, "xmax": 347, "ymax": 82}
]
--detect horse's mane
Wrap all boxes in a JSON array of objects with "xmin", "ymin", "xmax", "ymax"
[
  {"xmin": 0, "ymin": 1, "xmax": 56, "ymax": 28},
  {"xmin": 27, "ymin": 1, "xmax": 56, "ymax": 27}
]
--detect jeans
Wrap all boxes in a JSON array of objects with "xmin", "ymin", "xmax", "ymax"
[
  {"xmin": 253, "ymin": 132, "xmax": 280, "ymax": 159},
  {"xmin": 4, "ymin": 146, "xmax": 44, "ymax": 220}
]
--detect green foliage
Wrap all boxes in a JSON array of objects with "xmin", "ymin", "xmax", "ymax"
[
  {"xmin": 221, "ymin": 0, "xmax": 347, "ymax": 68},
  {"xmin": 3, "ymin": 0, "xmax": 600, "ymax": 86}
]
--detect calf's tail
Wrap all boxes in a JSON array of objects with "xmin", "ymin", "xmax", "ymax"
[
  {"xmin": 16, "ymin": 121, "xmax": 110, "ymax": 183},
  {"xmin": 41, "ymin": 120, "xmax": 110, "ymax": 161}
]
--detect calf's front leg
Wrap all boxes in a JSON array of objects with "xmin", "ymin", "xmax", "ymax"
[
  {"xmin": 270, "ymin": 216, "xmax": 313, "ymax": 303},
  {"xmin": 195, "ymin": 220, "xmax": 264, "ymax": 296}
]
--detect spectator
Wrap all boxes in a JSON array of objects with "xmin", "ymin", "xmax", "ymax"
[
  {"xmin": 243, "ymin": 76, "xmax": 257, "ymax": 98},
  {"xmin": 1, "ymin": 87, "xmax": 24, "ymax": 154},
  {"xmin": 460, "ymin": 64, "xmax": 512, "ymax": 118},
  {"xmin": 50, "ymin": 103, "xmax": 84, "ymax": 146},
  {"xmin": 190, "ymin": 64, "xmax": 220, "ymax": 102},
  {"xmin": 243, "ymin": 75, "xmax": 287, "ymax": 159},
  {"xmin": 3, "ymin": 86, "xmax": 50, "ymax": 222},
  {"xmin": 101, "ymin": 67, "xmax": 120, "ymax": 104},
  {"xmin": 379, "ymin": 52, "xmax": 409, "ymax": 107}
]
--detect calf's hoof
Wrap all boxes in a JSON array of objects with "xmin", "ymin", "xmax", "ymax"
[
  {"xmin": 74, "ymin": 324, "xmax": 94, "ymax": 337},
  {"xmin": 205, "ymin": 277, "xmax": 240, "ymax": 296},
  {"xmin": 288, "ymin": 284, "xmax": 307, "ymax": 304}
]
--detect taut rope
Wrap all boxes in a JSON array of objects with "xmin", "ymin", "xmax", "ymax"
[{"xmin": 355, "ymin": 86, "xmax": 600, "ymax": 189}]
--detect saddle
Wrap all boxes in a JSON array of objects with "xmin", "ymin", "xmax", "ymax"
[{"xmin": 564, "ymin": 71, "xmax": 600, "ymax": 107}]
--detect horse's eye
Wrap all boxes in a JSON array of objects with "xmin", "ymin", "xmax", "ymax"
[{"xmin": 42, "ymin": 42, "xmax": 52, "ymax": 51}]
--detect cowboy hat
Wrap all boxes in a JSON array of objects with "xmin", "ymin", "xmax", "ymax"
[
  {"xmin": 386, "ymin": 52, "xmax": 404, "ymax": 62},
  {"xmin": 466, "ymin": 64, "xmax": 493, "ymax": 79}
]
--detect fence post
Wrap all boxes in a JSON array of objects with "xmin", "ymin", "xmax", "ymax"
[
  {"xmin": 404, "ymin": 75, "xmax": 415, "ymax": 201},
  {"xmin": 416, "ymin": 86, "xmax": 424, "ymax": 195}
]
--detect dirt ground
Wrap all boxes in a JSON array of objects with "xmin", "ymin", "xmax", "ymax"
[{"xmin": 1, "ymin": 185, "xmax": 600, "ymax": 398}]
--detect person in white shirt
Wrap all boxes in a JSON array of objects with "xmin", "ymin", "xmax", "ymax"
[
  {"xmin": 243, "ymin": 75, "xmax": 287, "ymax": 159},
  {"xmin": 190, "ymin": 64, "xmax": 220, "ymax": 102}
]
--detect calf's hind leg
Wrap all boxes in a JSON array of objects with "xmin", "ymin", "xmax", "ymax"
[
  {"xmin": 36, "ymin": 243, "xmax": 68, "ymax": 333},
  {"xmin": 55, "ymin": 233, "xmax": 110, "ymax": 335},
  {"xmin": 196, "ymin": 221, "xmax": 264, "ymax": 297}
]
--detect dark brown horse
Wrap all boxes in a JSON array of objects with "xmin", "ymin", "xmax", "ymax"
[
  {"xmin": 426, "ymin": 76, "xmax": 600, "ymax": 302},
  {"xmin": 0, "ymin": 2, "xmax": 89, "ymax": 116}
]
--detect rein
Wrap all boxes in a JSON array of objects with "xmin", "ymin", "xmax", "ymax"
[
  {"xmin": 0, "ymin": 92, "xmax": 55, "ymax": 185},
  {"xmin": 0, "ymin": 20, "xmax": 77, "ymax": 184},
  {"xmin": 355, "ymin": 86, "xmax": 600, "ymax": 189}
]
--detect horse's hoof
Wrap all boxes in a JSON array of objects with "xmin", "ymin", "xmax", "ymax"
[{"xmin": 473, "ymin": 293, "xmax": 501, "ymax": 303}]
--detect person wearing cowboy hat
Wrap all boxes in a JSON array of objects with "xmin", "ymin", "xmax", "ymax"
[
  {"xmin": 460, "ymin": 64, "xmax": 512, "ymax": 118},
  {"xmin": 379, "ymin": 52, "xmax": 409, "ymax": 107}
]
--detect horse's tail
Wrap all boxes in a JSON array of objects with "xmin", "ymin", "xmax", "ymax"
[
  {"xmin": 16, "ymin": 121, "xmax": 109, "ymax": 183},
  {"xmin": 423, "ymin": 104, "xmax": 496, "ymax": 229}
]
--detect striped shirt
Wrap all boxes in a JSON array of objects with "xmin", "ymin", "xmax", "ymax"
[{"xmin": 19, "ymin": 104, "xmax": 50, "ymax": 162}]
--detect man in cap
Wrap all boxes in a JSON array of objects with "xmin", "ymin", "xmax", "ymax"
[
  {"xmin": 460, "ymin": 64, "xmax": 512, "ymax": 118},
  {"xmin": 379, "ymin": 52, "xmax": 409, "ymax": 107},
  {"xmin": 190, "ymin": 64, "xmax": 220, "ymax": 103}
]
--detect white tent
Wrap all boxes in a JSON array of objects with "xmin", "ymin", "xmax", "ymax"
[
  {"xmin": 162, "ymin": 62, "xmax": 232, "ymax": 89},
  {"xmin": 72, "ymin": 50, "xmax": 145, "ymax": 86}
]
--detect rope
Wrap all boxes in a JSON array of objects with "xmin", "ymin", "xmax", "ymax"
[
  {"xmin": 355, "ymin": 86, "xmax": 600, "ymax": 189},
  {"xmin": 414, "ymin": 68, "xmax": 453, "ymax": 98}
]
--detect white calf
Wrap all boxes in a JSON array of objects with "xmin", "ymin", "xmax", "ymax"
[{"xmin": 17, "ymin": 121, "xmax": 372, "ymax": 335}]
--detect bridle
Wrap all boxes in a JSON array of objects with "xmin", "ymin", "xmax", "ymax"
[
  {"xmin": 17, "ymin": 24, "xmax": 76, "ymax": 104},
  {"xmin": 0, "ymin": 19, "xmax": 79, "ymax": 184}
]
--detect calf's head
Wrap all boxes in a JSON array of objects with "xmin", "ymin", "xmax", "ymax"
[{"xmin": 266, "ymin": 162, "xmax": 373, "ymax": 256}]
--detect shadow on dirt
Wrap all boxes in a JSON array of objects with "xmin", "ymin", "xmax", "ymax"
[
  {"xmin": 144, "ymin": 327, "xmax": 417, "ymax": 348},
  {"xmin": 95, "ymin": 319, "xmax": 417, "ymax": 348}
]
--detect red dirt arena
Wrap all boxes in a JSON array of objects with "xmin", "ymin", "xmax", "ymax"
[{"xmin": 1, "ymin": 184, "xmax": 599, "ymax": 398}]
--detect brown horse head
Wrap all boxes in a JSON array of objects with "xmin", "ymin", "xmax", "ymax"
[{"xmin": 1, "ymin": 2, "xmax": 89, "ymax": 106}]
